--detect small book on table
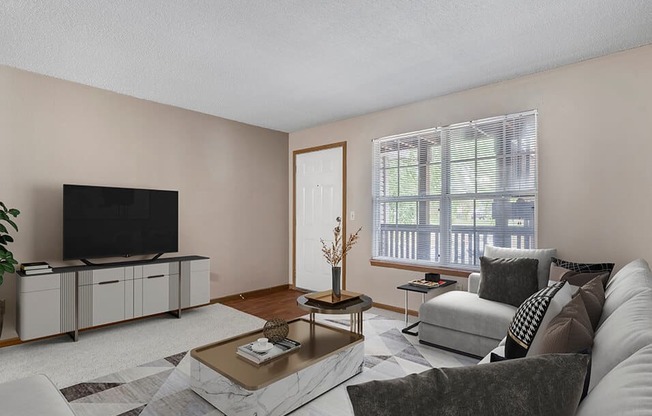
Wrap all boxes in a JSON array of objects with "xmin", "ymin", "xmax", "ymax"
[{"xmin": 237, "ymin": 338, "xmax": 301, "ymax": 365}]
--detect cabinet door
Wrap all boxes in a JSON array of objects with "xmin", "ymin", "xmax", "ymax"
[
  {"xmin": 18, "ymin": 289, "xmax": 61, "ymax": 340},
  {"xmin": 142, "ymin": 275, "xmax": 170, "ymax": 316},
  {"xmin": 92, "ymin": 280, "xmax": 125, "ymax": 326},
  {"xmin": 190, "ymin": 269, "xmax": 210, "ymax": 306},
  {"xmin": 181, "ymin": 259, "xmax": 210, "ymax": 308}
]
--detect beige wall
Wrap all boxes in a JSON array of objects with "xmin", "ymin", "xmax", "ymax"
[
  {"xmin": 0, "ymin": 65, "xmax": 289, "ymax": 339},
  {"xmin": 289, "ymin": 45, "xmax": 652, "ymax": 312}
]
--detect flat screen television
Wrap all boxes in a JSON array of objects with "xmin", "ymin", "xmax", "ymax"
[{"xmin": 63, "ymin": 184, "xmax": 178, "ymax": 260}]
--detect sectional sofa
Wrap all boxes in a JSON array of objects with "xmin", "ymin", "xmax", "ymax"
[{"xmin": 348, "ymin": 258, "xmax": 652, "ymax": 415}]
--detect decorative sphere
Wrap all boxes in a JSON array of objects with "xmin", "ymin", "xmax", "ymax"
[{"xmin": 263, "ymin": 318, "xmax": 289, "ymax": 343}]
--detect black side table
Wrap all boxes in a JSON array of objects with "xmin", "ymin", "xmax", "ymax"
[{"xmin": 396, "ymin": 279, "xmax": 457, "ymax": 335}]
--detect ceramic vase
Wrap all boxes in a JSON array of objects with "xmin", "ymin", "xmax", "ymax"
[{"xmin": 332, "ymin": 266, "xmax": 342, "ymax": 298}]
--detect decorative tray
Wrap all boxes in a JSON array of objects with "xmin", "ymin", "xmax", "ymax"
[{"xmin": 305, "ymin": 290, "xmax": 362, "ymax": 305}]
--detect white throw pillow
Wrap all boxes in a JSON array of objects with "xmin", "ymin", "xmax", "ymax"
[{"xmin": 484, "ymin": 245, "xmax": 557, "ymax": 290}]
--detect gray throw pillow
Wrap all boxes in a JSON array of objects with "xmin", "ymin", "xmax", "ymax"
[
  {"xmin": 347, "ymin": 354, "xmax": 589, "ymax": 416},
  {"xmin": 478, "ymin": 256, "xmax": 539, "ymax": 307}
]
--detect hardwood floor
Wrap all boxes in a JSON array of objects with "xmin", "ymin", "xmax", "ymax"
[{"xmin": 220, "ymin": 288, "xmax": 308, "ymax": 321}]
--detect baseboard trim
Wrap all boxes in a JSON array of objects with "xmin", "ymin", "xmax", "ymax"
[
  {"xmin": 0, "ymin": 337, "xmax": 22, "ymax": 348},
  {"xmin": 211, "ymin": 284, "xmax": 291, "ymax": 304},
  {"xmin": 373, "ymin": 301, "xmax": 418, "ymax": 317},
  {"xmin": 289, "ymin": 285, "xmax": 310, "ymax": 294}
]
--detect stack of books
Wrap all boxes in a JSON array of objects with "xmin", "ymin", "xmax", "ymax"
[
  {"xmin": 237, "ymin": 338, "xmax": 301, "ymax": 365},
  {"xmin": 408, "ymin": 279, "xmax": 446, "ymax": 288},
  {"xmin": 20, "ymin": 261, "xmax": 53, "ymax": 275}
]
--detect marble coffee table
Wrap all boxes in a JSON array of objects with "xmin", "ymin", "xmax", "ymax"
[{"xmin": 189, "ymin": 318, "xmax": 364, "ymax": 416}]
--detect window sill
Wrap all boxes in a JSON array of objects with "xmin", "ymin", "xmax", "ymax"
[{"xmin": 369, "ymin": 259, "xmax": 474, "ymax": 278}]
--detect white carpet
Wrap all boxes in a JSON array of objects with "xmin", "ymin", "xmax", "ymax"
[
  {"xmin": 57, "ymin": 311, "xmax": 478, "ymax": 416},
  {"xmin": 0, "ymin": 304, "xmax": 264, "ymax": 388},
  {"xmin": 1, "ymin": 304, "xmax": 481, "ymax": 416}
]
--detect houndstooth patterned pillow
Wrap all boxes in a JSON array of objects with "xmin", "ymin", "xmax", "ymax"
[{"xmin": 506, "ymin": 281, "xmax": 567, "ymax": 358}]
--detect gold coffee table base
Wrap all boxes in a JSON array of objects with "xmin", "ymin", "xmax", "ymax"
[{"xmin": 297, "ymin": 292, "xmax": 373, "ymax": 335}]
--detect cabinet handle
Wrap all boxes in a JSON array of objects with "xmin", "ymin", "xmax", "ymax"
[
  {"xmin": 147, "ymin": 274, "xmax": 165, "ymax": 279},
  {"xmin": 99, "ymin": 280, "xmax": 120, "ymax": 285}
]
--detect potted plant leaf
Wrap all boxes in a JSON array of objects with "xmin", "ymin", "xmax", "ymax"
[
  {"xmin": 0, "ymin": 202, "xmax": 20, "ymax": 338},
  {"xmin": 320, "ymin": 217, "xmax": 361, "ymax": 298}
]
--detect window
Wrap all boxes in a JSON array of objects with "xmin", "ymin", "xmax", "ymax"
[{"xmin": 371, "ymin": 110, "xmax": 537, "ymax": 270}]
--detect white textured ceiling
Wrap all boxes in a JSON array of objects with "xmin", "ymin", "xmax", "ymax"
[{"xmin": 2, "ymin": 1, "xmax": 652, "ymax": 132}]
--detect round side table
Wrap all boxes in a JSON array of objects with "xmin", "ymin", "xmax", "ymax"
[{"xmin": 296, "ymin": 294, "xmax": 372, "ymax": 335}]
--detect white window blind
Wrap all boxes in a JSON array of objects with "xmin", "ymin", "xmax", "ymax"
[{"xmin": 372, "ymin": 110, "xmax": 537, "ymax": 269}]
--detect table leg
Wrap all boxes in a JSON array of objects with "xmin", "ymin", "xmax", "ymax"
[
  {"xmin": 401, "ymin": 290, "xmax": 422, "ymax": 336},
  {"xmin": 310, "ymin": 312, "xmax": 315, "ymax": 323},
  {"xmin": 404, "ymin": 290, "xmax": 409, "ymax": 327},
  {"xmin": 358, "ymin": 312, "xmax": 363, "ymax": 334},
  {"xmin": 350, "ymin": 313, "xmax": 354, "ymax": 333}
]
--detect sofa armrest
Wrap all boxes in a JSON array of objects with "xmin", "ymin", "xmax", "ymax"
[
  {"xmin": 0, "ymin": 374, "xmax": 76, "ymax": 416},
  {"xmin": 468, "ymin": 272, "xmax": 481, "ymax": 294}
]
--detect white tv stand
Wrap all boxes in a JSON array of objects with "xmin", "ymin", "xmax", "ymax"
[{"xmin": 16, "ymin": 255, "xmax": 210, "ymax": 341}]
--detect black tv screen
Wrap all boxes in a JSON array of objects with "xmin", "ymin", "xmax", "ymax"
[{"xmin": 63, "ymin": 184, "xmax": 178, "ymax": 260}]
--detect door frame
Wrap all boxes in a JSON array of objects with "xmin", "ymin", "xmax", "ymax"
[{"xmin": 292, "ymin": 141, "xmax": 347, "ymax": 290}]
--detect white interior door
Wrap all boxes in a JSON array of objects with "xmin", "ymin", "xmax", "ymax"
[{"xmin": 295, "ymin": 147, "xmax": 343, "ymax": 291}]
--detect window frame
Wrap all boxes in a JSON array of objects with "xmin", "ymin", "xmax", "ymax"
[{"xmin": 371, "ymin": 110, "xmax": 538, "ymax": 272}]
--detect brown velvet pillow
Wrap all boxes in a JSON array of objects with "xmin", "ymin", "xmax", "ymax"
[
  {"xmin": 562, "ymin": 270, "xmax": 610, "ymax": 288},
  {"xmin": 539, "ymin": 294, "xmax": 593, "ymax": 354},
  {"xmin": 575, "ymin": 276, "xmax": 606, "ymax": 330}
]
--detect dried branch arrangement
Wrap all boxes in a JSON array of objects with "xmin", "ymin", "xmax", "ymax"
[{"xmin": 320, "ymin": 217, "xmax": 362, "ymax": 267}]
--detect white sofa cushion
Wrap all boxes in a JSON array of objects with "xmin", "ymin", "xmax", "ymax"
[
  {"xmin": 600, "ymin": 259, "xmax": 652, "ymax": 326},
  {"xmin": 589, "ymin": 290, "xmax": 652, "ymax": 391},
  {"xmin": 420, "ymin": 291, "xmax": 517, "ymax": 340},
  {"xmin": 484, "ymin": 245, "xmax": 557, "ymax": 290},
  {"xmin": 0, "ymin": 374, "xmax": 75, "ymax": 416},
  {"xmin": 577, "ymin": 344, "xmax": 652, "ymax": 416}
]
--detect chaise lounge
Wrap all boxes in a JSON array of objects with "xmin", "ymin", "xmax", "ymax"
[{"xmin": 419, "ymin": 246, "xmax": 557, "ymax": 357}]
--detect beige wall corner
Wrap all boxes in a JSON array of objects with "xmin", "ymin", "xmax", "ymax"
[{"xmin": 0, "ymin": 65, "xmax": 290, "ymax": 340}]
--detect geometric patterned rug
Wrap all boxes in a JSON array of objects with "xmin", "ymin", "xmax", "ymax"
[{"xmin": 61, "ymin": 313, "xmax": 478, "ymax": 416}]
